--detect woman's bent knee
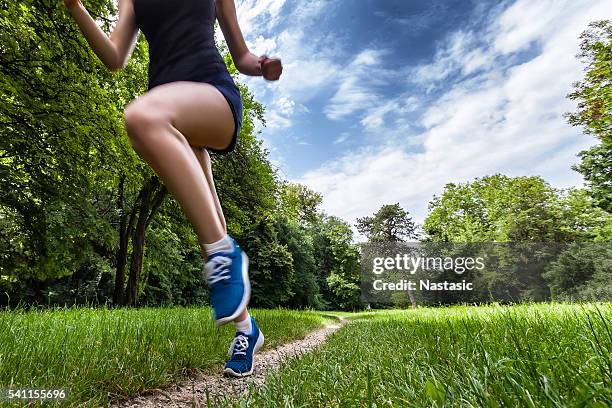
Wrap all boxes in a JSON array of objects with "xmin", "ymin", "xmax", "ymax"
[{"xmin": 124, "ymin": 101, "xmax": 166, "ymax": 144}]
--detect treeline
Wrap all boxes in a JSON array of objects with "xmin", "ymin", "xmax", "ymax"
[
  {"xmin": 0, "ymin": 0, "xmax": 360, "ymax": 310},
  {"xmin": 355, "ymin": 172, "xmax": 610, "ymax": 307},
  {"xmin": 423, "ymin": 175, "xmax": 610, "ymax": 303}
]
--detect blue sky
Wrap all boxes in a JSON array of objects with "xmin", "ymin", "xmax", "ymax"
[{"xmin": 224, "ymin": 0, "xmax": 611, "ymax": 227}]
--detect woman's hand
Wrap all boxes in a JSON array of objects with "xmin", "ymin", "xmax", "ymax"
[
  {"xmin": 63, "ymin": 0, "xmax": 81, "ymax": 9},
  {"xmin": 258, "ymin": 55, "xmax": 283, "ymax": 81}
]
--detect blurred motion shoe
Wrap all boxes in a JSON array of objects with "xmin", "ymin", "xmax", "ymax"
[{"xmin": 204, "ymin": 236, "xmax": 250, "ymax": 325}]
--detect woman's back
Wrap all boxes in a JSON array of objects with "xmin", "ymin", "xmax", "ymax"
[{"xmin": 133, "ymin": 0, "xmax": 228, "ymax": 90}]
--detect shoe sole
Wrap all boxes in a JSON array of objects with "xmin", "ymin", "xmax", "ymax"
[
  {"xmin": 223, "ymin": 330, "xmax": 265, "ymax": 378},
  {"xmin": 215, "ymin": 251, "xmax": 251, "ymax": 326}
]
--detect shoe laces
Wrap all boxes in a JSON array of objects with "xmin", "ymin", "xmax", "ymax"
[
  {"xmin": 228, "ymin": 333, "xmax": 249, "ymax": 358},
  {"xmin": 205, "ymin": 255, "xmax": 232, "ymax": 285}
]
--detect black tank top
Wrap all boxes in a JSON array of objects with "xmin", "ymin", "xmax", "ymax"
[{"xmin": 132, "ymin": 0, "xmax": 229, "ymax": 90}]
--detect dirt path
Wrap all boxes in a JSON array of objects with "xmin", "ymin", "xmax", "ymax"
[{"xmin": 112, "ymin": 317, "xmax": 347, "ymax": 408}]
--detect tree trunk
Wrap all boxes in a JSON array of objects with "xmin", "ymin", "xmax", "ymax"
[
  {"xmin": 126, "ymin": 209, "xmax": 147, "ymax": 306},
  {"xmin": 114, "ymin": 174, "xmax": 147, "ymax": 306},
  {"xmin": 139, "ymin": 183, "xmax": 169, "ymax": 292},
  {"xmin": 124, "ymin": 176, "xmax": 167, "ymax": 307},
  {"xmin": 113, "ymin": 173, "xmax": 128, "ymax": 305},
  {"xmin": 408, "ymin": 291, "xmax": 417, "ymax": 309}
]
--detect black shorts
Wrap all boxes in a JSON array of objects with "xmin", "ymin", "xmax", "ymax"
[{"xmin": 205, "ymin": 71, "xmax": 243, "ymax": 155}]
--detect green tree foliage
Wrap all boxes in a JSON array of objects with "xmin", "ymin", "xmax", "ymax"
[
  {"xmin": 574, "ymin": 144, "xmax": 612, "ymax": 212},
  {"xmin": 357, "ymin": 203, "xmax": 418, "ymax": 307},
  {"xmin": 423, "ymin": 175, "xmax": 611, "ymax": 302},
  {"xmin": 356, "ymin": 203, "xmax": 418, "ymax": 242},
  {"xmin": 275, "ymin": 183, "xmax": 325, "ymax": 309},
  {"xmin": 566, "ymin": 20, "xmax": 612, "ymax": 144},
  {"xmin": 544, "ymin": 242, "xmax": 612, "ymax": 300},
  {"xmin": 0, "ymin": 0, "xmax": 197, "ymax": 307},
  {"xmin": 278, "ymin": 182, "xmax": 323, "ymax": 225},
  {"xmin": 0, "ymin": 0, "xmax": 144, "ymax": 303},
  {"xmin": 320, "ymin": 217, "xmax": 361, "ymax": 310},
  {"xmin": 274, "ymin": 215, "xmax": 320, "ymax": 308},
  {"xmin": 276, "ymin": 183, "xmax": 361, "ymax": 310},
  {"xmin": 241, "ymin": 215, "xmax": 294, "ymax": 308},
  {"xmin": 566, "ymin": 20, "xmax": 612, "ymax": 212},
  {"xmin": 423, "ymin": 174, "xmax": 608, "ymax": 242}
]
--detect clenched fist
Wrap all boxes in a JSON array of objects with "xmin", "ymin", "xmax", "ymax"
[{"xmin": 258, "ymin": 55, "xmax": 283, "ymax": 81}]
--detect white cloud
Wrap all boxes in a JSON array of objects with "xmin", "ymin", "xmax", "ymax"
[
  {"xmin": 334, "ymin": 132, "xmax": 351, "ymax": 145},
  {"xmin": 410, "ymin": 30, "xmax": 495, "ymax": 85},
  {"xmin": 493, "ymin": 0, "xmax": 579, "ymax": 54},
  {"xmin": 360, "ymin": 95, "xmax": 419, "ymax": 135},
  {"xmin": 249, "ymin": 35, "xmax": 278, "ymax": 56},
  {"xmin": 266, "ymin": 110, "xmax": 293, "ymax": 129},
  {"xmin": 324, "ymin": 49, "xmax": 394, "ymax": 120},
  {"xmin": 234, "ymin": 0, "xmax": 289, "ymax": 35},
  {"xmin": 275, "ymin": 96, "xmax": 295, "ymax": 116},
  {"xmin": 297, "ymin": 0, "xmax": 610, "ymax": 230}
]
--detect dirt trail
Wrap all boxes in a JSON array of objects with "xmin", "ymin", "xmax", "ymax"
[{"xmin": 113, "ymin": 317, "xmax": 347, "ymax": 408}]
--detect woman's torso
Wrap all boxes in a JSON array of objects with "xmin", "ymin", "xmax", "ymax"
[{"xmin": 132, "ymin": 0, "xmax": 229, "ymax": 90}]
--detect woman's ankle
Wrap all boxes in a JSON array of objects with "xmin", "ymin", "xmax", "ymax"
[{"xmin": 202, "ymin": 234, "xmax": 233, "ymax": 258}]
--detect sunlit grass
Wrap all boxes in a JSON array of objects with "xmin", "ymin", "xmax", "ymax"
[
  {"xmin": 231, "ymin": 303, "xmax": 612, "ymax": 407},
  {"xmin": 0, "ymin": 306, "xmax": 323, "ymax": 407}
]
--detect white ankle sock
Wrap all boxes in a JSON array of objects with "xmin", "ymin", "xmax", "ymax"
[
  {"xmin": 204, "ymin": 234, "xmax": 233, "ymax": 258},
  {"xmin": 235, "ymin": 314, "xmax": 252, "ymax": 335}
]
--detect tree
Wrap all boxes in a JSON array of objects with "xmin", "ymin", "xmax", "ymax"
[
  {"xmin": 423, "ymin": 175, "xmax": 611, "ymax": 303},
  {"xmin": 275, "ymin": 215, "xmax": 323, "ymax": 309},
  {"xmin": 356, "ymin": 203, "xmax": 418, "ymax": 242},
  {"xmin": 241, "ymin": 215, "xmax": 294, "ymax": 308},
  {"xmin": 274, "ymin": 182, "xmax": 327, "ymax": 308},
  {"xmin": 544, "ymin": 242, "xmax": 612, "ymax": 300},
  {"xmin": 278, "ymin": 182, "xmax": 323, "ymax": 226},
  {"xmin": 566, "ymin": 20, "xmax": 612, "ymax": 144},
  {"xmin": 309, "ymin": 216, "xmax": 361, "ymax": 310},
  {"xmin": 323, "ymin": 217, "xmax": 361, "ymax": 310},
  {"xmin": 0, "ymin": 0, "xmax": 145, "ymax": 304},
  {"xmin": 422, "ymin": 174, "xmax": 608, "ymax": 243},
  {"xmin": 566, "ymin": 20, "xmax": 612, "ymax": 213},
  {"xmin": 357, "ymin": 204, "xmax": 418, "ymax": 308},
  {"xmin": 573, "ymin": 144, "xmax": 612, "ymax": 213}
]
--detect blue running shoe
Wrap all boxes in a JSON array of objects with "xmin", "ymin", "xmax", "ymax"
[
  {"xmin": 204, "ymin": 237, "xmax": 251, "ymax": 326},
  {"xmin": 223, "ymin": 316, "xmax": 265, "ymax": 377}
]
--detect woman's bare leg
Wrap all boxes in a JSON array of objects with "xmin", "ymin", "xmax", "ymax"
[
  {"xmin": 191, "ymin": 146, "xmax": 227, "ymax": 234},
  {"xmin": 124, "ymin": 81, "xmax": 248, "ymax": 322},
  {"xmin": 191, "ymin": 146, "xmax": 249, "ymax": 322},
  {"xmin": 124, "ymin": 81, "xmax": 233, "ymax": 251}
]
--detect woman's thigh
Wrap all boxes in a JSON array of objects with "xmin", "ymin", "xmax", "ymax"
[{"xmin": 125, "ymin": 81, "xmax": 235, "ymax": 150}]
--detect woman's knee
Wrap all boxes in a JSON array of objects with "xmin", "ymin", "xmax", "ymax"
[{"xmin": 123, "ymin": 100, "xmax": 166, "ymax": 144}]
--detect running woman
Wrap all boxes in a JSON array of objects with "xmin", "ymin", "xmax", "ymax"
[{"xmin": 63, "ymin": 0, "xmax": 282, "ymax": 377}]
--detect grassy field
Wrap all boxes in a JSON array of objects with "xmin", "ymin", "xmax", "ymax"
[
  {"xmin": 1, "ymin": 304, "xmax": 610, "ymax": 407},
  {"xmin": 0, "ymin": 306, "xmax": 324, "ymax": 407},
  {"xmin": 229, "ymin": 304, "xmax": 612, "ymax": 407}
]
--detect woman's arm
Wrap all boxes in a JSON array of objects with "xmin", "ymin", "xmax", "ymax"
[
  {"xmin": 215, "ymin": 0, "xmax": 282, "ymax": 80},
  {"xmin": 63, "ymin": 0, "xmax": 139, "ymax": 72}
]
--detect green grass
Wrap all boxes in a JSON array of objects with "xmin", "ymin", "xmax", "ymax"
[
  {"xmin": 0, "ymin": 306, "xmax": 324, "ymax": 407},
  {"xmin": 229, "ymin": 304, "xmax": 612, "ymax": 407}
]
